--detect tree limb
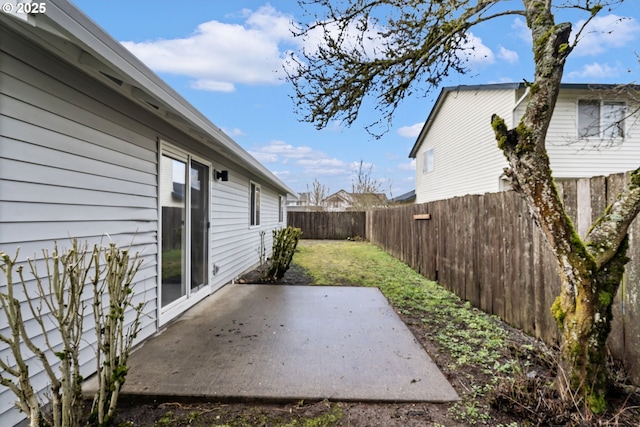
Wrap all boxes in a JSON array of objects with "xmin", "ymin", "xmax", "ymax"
[{"xmin": 586, "ymin": 167, "xmax": 640, "ymax": 268}]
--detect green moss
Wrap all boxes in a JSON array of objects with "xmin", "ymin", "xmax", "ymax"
[
  {"xmin": 569, "ymin": 339, "xmax": 583, "ymax": 359},
  {"xmin": 299, "ymin": 405, "xmax": 343, "ymax": 426},
  {"xmin": 558, "ymin": 43, "xmax": 569, "ymax": 54},
  {"xmin": 515, "ymin": 122, "xmax": 534, "ymax": 154},
  {"xmin": 492, "ymin": 115, "xmax": 509, "ymax": 150},
  {"xmin": 551, "ymin": 297, "xmax": 565, "ymax": 328},
  {"xmin": 590, "ymin": 4, "xmax": 604, "ymax": 16},
  {"xmin": 598, "ymin": 291, "xmax": 612, "ymax": 307},
  {"xmin": 564, "ymin": 213, "xmax": 596, "ymax": 269},
  {"xmin": 587, "ymin": 391, "xmax": 607, "ymax": 414},
  {"xmin": 533, "ymin": 28, "xmax": 553, "ymax": 62}
]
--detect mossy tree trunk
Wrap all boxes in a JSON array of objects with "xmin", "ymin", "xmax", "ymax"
[{"xmin": 493, "ymin": 1, "xmax": 640, "ymax": 414}]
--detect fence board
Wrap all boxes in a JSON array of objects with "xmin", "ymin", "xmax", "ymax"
[
  {"xmin": 466, "ymin": 195, "xmax": 480, "ymax": 308},
  {"xmin": 625, "ymin": 209, "xmax": 640, "ymax": 384},
  {"xmin": 520, "ymin": 197, "xmax": 536, "ymax": 336},
  {"xmin": 288, "ymin": 211, "xmax": 365, "ymax": 240},
  {"xmin": 491, "ymin": 193, "xmax": 505, "ymax": 319},
  {"xmin": 606, "ymin": 174, "xmax": 627, "ymax": 364}
]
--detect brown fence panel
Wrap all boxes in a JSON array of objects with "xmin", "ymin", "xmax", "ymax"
[
  {"xmin": 606, "ymin": 174, "xmax": 627, "ymax": 365},
  {"xmin": 625, "ymin": 200, "xmax": 640, "ymax": 385},
  {"xmin": 363, "ymin": 171, "xmax": 639, "ymax": 384},
  {"xmin": 288, "ymin": 211, "xmax": 366, "ymax": 240}
]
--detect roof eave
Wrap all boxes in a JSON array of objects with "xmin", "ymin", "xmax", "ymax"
[{"xmin": 4, "ymin": 0, "xmax": 296, "ymax": 197}]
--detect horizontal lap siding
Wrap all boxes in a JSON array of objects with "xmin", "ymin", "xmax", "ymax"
[
  {"xmin": 415, "ymin": 89, "xmax": 512, "ymax": 203},
  {"xmin": 1, "ymin": 29, "xmax": 159, "ymax": 426},
  {"xmin": 517, "ymin": 90, "xmax": 640, "ymax": 179},
  {"xmin": 210, "ymin": 172, "xmax": 286, "ymax": 287}
]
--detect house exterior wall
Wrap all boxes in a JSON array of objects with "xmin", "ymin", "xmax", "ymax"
[
  {"xmin": 414, "ymin": 85, "xmax": 640, "ymax": 203},
  {"xmin": 0, "ymin": 24, "xmax": 287, "ymax": 426},
  {"xmin": 0, "ymin": 28, "xmax": 159, "ymax": 425},
  {"xmin": 209, "ymin": 168, "xmax": 287, "ymax": 289},
  {"xmin": 414, "ymin": 88, "xmax": 513, "ymax": 203},
  {"xmin": 517, "ymin": 88, "xmax": 640, "ymax": 179}
]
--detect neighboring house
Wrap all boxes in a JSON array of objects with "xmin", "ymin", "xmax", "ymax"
[
  {"xmin": 390, "ymin": 190, "xmax": 416, "ymax": 205},
  {"xmin": 409, "ymin": 83, "xmax": 640, "ymax": 203},
  {"xmin": 0, "ymin": 1, "xmax": 295, "ymax": 425},
  {"xmin": 286, "ymin": 191, "xmax": 312, "ymax": 212},
  {"xmin": 324, "ymin": 190, "xmax": 388, "ymax": 211}
]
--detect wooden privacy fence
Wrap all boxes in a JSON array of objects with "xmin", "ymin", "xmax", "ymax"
[
  {"xmin": 288, "ymin": 211, "xmax": 366, "ymax": 240},
  {"xmin": 365, "ymin": 171, "xmax": 640, "ymax": 385}
]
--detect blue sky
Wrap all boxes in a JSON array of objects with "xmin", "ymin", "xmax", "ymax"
[{"xmin": 70, "ymin": 0, "xmax": 639, "ymax": 198}]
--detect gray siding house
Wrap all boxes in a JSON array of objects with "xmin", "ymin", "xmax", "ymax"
[{"xmin": 0, "ymin": 1, "xmax": 295, "ymax": 424}]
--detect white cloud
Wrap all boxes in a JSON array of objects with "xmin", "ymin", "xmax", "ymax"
[
  {"xmin": 398, "ymin": 159, "xmax": 416, "ymax": 171},
  {"xmin": 457, "ymin": 33, "xmax": 495, "ymax": 65},
  {"xmin": 498, "ymin": 46, "xmax": 519, "ymax": 64},
  {"xmin": 250, "ymin": 151, "xmax": 279, "ymax": 164},
  {"xmin": 572, "ymin": 14, "xmax": 640, "ymax": 56},
  {"xmin": 191, "ymin": 80, "xmax": 235, "ymax": 92},
  {"xmin": 249, "ymin": 140, "xmax": 315, "ymax": 164},
  {"xmin": 397, "ymin": 122, "xmax": 424, "ymax": 138},
  {"xmin": 272, "ymin": 170, "xmax": 291, "ymax": 178},
  {"xmin": 121, "ymin": 5, "xmax": 297, "ymax": 92},
  {"xmin": 512, "ymin": 18, "xmax": 531, "ymax": 43},
  {"xmin": 222, "ymin": 127, "xmax": 245, "ymax": 137},
  {"xmin": 249, "ymin": 140, "xmax": 349, "ymax": 179},
  {"xmin": 298, "ymin": 158, "xmax": 347, "ymax": 168},
  {"xmin": 256, "ymin": 140, "xmax": 314, "ymax": 158},
  {"xmin": 566, "ymin": 62, "xmax": 623, "ymax": 80}
]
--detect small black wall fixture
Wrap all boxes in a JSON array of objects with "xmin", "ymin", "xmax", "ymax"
[{"xmin": 215, "ymin": 170, "xmax": 229, "ymax": 181}]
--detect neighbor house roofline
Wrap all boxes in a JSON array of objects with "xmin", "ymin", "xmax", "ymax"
[
  {"xmin": 408, "ymin": 82, "xmax": 634, "ymax": 159},
  {"xmin": 1, "ymin": 0, "xmax": 297, "ymax": 197}
]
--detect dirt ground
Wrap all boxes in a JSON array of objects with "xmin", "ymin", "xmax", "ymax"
[{"xmin": 105, "ymin": 263, "xmax": 640, "ymax": 427}]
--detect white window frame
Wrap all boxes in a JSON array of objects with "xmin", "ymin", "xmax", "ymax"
[
  {"xmin": 278, "ymin": 195, "xmax": 285, "ymax": 223},
  {"xmin": 250, "ymin": 181, "xmax": 261, "ymax": 227},
  {"xmin": 423, "ymin": 148, "xmax": 434, "ymax": 173},
  {"xmin": 577, "ymin": 99, "xmax": 626, "ymax": 140}
]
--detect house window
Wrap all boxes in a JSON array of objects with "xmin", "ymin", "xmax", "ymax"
[
  {"xmin": 423, "ymin": 148, "xmax": 434, "ymax": 173},
  {"xmin": 250, "ymin": 182, "xmax": 261, "ymax": 226},
  {"xmin": 578, "ymin": 100, "xmax": 625, "ymax": 139},
  {"xmin": 278, "ymin": 195, "xmax": 285, "ymax": 223}
]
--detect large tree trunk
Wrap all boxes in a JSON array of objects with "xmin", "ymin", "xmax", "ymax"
[{"xmin": 492, "ymin": 0, "xmax": 640, "ymax": 414}]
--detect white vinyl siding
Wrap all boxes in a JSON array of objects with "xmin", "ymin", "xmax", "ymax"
[
  {"xmin": 528, "ymin": 90, "xmax": 640, "ymax": 179},
  {"xmin": 414, "ymin": 88, "xmax": 513, "ymax": 203},
  {"xmin": 209, "ymin": 174, "xmax": 284, "ymax": 288},
  {"xmin": 1, "ymin": 28, "xmax": 158, "ymax": 426}
]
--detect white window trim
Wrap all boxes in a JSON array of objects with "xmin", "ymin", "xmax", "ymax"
[
  {"xmin": 250, "ymin": 181, "xmax": 261, "ymax": 227},
  {"xmin": 577, "ymin": 99, "xmax": 626, "ymax": 140},
  {"xmin": 423, "ymin": 148, "xmax": 434, "ymax": 174},
  {"xmin": 278, "ymin": 195, "xmax": 285, "ymax": 223}
]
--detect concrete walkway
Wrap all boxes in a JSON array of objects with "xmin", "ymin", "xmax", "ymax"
[{"xmin": 87, "ymin": 284, "xmax": 458, "ymax": 403}]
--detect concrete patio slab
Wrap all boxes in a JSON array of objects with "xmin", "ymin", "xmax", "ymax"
[{"xmin": 86, "ymin": 284, "xmax": 458, "ymax": 403}]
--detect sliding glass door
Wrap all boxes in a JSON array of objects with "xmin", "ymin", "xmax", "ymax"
[{"xmin": 160, "ymin": 151, "xmax": 209, "ymax": 308}]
